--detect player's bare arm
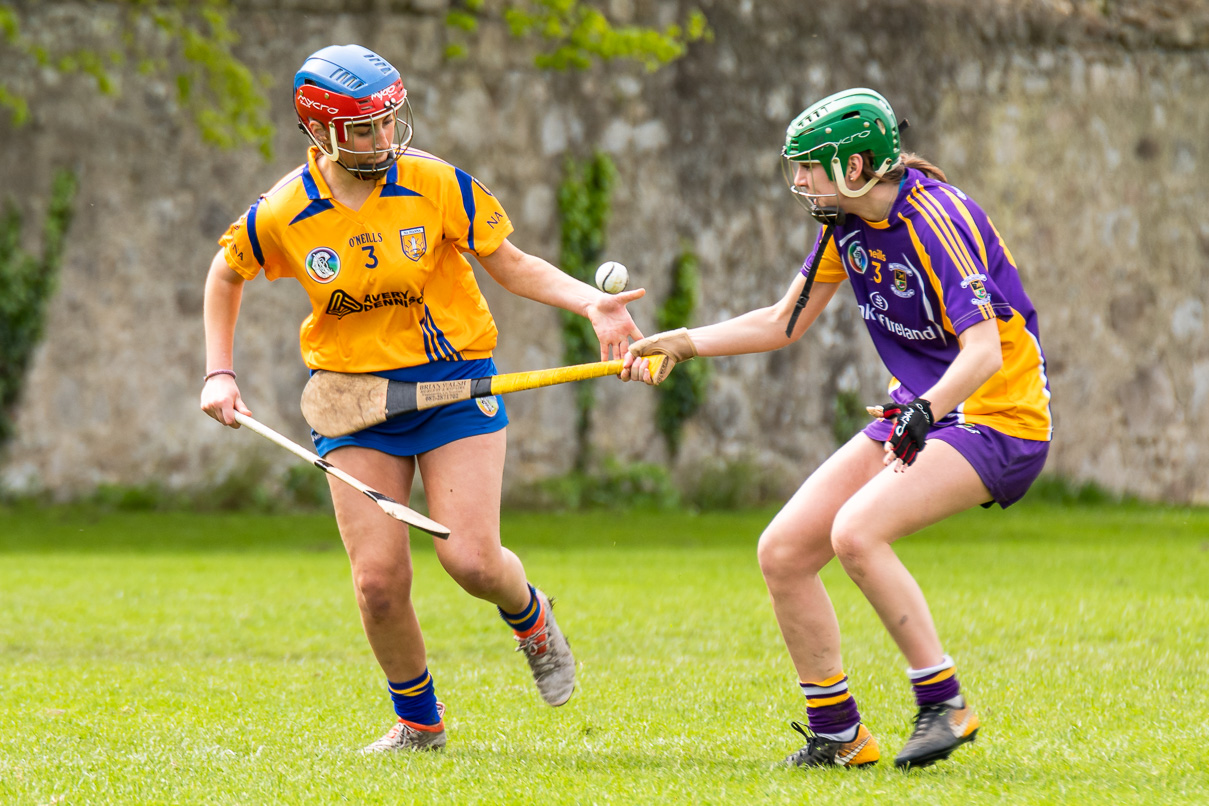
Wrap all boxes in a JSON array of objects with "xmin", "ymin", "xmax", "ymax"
[
  {"xmin": 477, "ymin": 238, "xmax": 645, "ymax": 359},
  {"xmin": 623, "ymin": 277, "xmax": 842, "ymax": 383},
  {"xmin": 200, "ymin": 249, "xmax": 251, "ymax": 427},
  {"xmin": 876, "ymin": 316, "xmax": 1005, "ymax": 470},
  {"xmin": 914, "ymin": 317, "xmax": 1004, "ymax": 420}
]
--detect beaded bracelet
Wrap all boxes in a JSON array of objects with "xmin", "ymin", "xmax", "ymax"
[{"xmin": 203, "ymin": 369, "xmax": 237, "ymax": 383}]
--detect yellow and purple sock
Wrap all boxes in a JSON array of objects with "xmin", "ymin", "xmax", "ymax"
[
  {"xmin": 908, "ymin": 654, "xmax": 963, "ymax": 707},
  {"xmin": 800, "ymin": 672, "xmax": 862, "ymax": 742},
  {"xmin": 388, "ymin": 668, "xmax": 441, "ymax": 726},
  {"xmin": 498, "ymin": 584, "xmax": 542, "ymax": 634}
]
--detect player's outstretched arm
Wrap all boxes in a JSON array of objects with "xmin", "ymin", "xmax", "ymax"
[
  {"xmin": 477, "ymin": 238, "xmax": 645, "ymax": 360},
  {"xmin": 623, "ymin": 275, "xmax": 842, "ymax": 384}
]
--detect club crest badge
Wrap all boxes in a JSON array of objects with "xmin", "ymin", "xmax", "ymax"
[
  {"xmin": 305, "ymin": 247, "xmax": 341, "ymax": 284},
  {"xmin": 400, "ymin": 226, "xmax": 427, "ymax": 262},
  {"xmin": 963, "ymin": 274, "xmax": 991, "ymax": 304},
  {"xmin": 476, "ymin": 395, "xmax": 500, "ymax": 417},
  {"xmin": 846, "ymin": 242, "xmax": 869, "ymax": 275},
  {"xmin": 890, "ymin": 263, "xmax": 916, "ymax": 299}
]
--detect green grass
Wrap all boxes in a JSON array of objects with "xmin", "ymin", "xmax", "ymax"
[{"xmin": 0, "ymin": 500, "xmax": 1207, "ymax": 804}]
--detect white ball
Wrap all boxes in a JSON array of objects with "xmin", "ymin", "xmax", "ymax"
[{"xmin": 594, "ymin": 261, "xmax": 629, "ymax": 294}]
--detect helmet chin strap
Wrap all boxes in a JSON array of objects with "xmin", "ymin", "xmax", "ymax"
[
  {"xmin": 831, "ymin": 156, "xmax": 892, "ymax": 198},
  {"xmin": 338, "ymin": 156, "xmax": 394, "ymax": 181}
]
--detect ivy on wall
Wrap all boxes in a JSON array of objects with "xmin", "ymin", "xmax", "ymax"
[
  {"xmin": 655, "ymin": 246, "xmax": 710, "ymax": 458},
  {"xmin": 445, "ymin": 0, "xmax": 712, "ymax": 68},
  {"xmin": 556, "ymin": 151, "xmax": 616, "ymax": 471},
  {"xmin": 832, "ymin": 389, "xmax": 867, "ymax": 447},
  {"xmin": 0, "ymin": 1, "xmax": 274, "ymax": 159},
  {"xmin": 0, "ymin": 169, "xmax": 78, "ymax": 456},
  {"xmin": 0, "ymin": 1, "xmax": 712, "ymax": 160}
]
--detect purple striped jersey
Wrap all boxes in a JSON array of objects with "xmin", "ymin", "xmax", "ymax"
[{"xmin": 807, "ymin": 168, "xmax": 1051, "ymax": 441}]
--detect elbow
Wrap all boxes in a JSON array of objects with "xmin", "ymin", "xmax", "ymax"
[{"xmin": 983, "ymin": 345, "xmax": 1004, "ymax": 378}]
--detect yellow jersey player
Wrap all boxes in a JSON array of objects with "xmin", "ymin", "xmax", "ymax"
[
  {"xmin": 626, "ymin": 89, "xmax": 1050, "ymax": 770},
  {"xmin": 201, "ymin": 44, "xmax": 645, "ymax": 752}
]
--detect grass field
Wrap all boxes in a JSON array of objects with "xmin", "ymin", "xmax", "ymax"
[{"xmin": 1, "ymin": 499, "xmax": 1206, "ymax": 804}]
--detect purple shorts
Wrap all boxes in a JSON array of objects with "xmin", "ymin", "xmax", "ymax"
[{"xmin": 863, "ymin": 419, "xmax": 1049, "ymax": 508}]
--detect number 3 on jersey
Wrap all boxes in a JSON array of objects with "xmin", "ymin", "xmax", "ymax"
[{"xmin": 362, "ymin": 245, "xmax": 378, "ymax": 269}]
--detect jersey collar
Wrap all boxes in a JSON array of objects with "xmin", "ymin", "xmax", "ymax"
[{"xmin": 305, "ymin": 146, "xmax": 395, "ymax": 198}]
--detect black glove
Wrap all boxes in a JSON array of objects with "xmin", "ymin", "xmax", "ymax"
[{"xmin": 884, "ymin": 398, "xmax": 933, "ymax": 466}]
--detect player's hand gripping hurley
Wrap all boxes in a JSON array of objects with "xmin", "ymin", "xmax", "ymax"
[
  {"xmin": 301, "ymin": 357, "xmax": 665, "ymax": 438},
  {"xmin": 231, "ymin": 412, "xmax": 450, "ymax": 538}
]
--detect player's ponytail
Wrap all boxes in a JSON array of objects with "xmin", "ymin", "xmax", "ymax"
[
  {"xmin": 899, "ymin": 152, "xmax": 947, "ymax": 182},
  {"xmin": 859, "ymin": 150, "xmax": 948, "ymax": 184}
]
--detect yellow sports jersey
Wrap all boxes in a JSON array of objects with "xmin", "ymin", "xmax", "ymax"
[
  {"xmin": 798, "ymin": 169, "xmax": 1051, "ymax": 441},
  {"xmin": 220, "ymin": 147, "xmax": 515, "ymax": 372}
]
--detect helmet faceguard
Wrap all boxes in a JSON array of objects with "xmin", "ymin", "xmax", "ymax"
[
  {"xmin": 781, "ymin": 88, "xmax": 901, "ymax": 223},
  {"xmin": 781, "ymin": 152, "xmax": 848, "ymax": 225},
  {"xmin": 294, "ymin": 45, "xmax": 414, "ymax": 181}
]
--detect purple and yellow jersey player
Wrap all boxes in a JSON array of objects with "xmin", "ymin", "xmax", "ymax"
[
  {"xmin": 201, "ymin": 44, "xmax": 646, "ymax": 753},
  {"xmin": 805, "ymin": 168, "xmax": 1051, "ymax": 443},
  {"xmin": 624, "ymin": 88, "xmax": 1050, "ymax": 771}
]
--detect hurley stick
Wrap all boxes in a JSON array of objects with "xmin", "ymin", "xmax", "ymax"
[
  {"xmin": 232, "ymin": 412, "xmax": 450, "ymax": 538},
  {"xmin": 301, "ymin": 356, "xmax": 664, "ymax": 438}
]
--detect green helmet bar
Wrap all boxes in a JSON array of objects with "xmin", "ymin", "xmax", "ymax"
[{"xmin": 782, "ymin": 88, "xmax": 904, "ymax": 199}]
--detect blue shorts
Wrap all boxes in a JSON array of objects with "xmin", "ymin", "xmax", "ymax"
[
  {"xmin": 863, "ymin": 419, "xmax": 1049, "ymax": 508},
  {"xmin": 311, "ymin": 358, "xmax": 509, "ymax": 458}
]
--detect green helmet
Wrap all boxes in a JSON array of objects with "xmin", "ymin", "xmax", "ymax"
[{"xmin": 782, "ymin": 88, "xmax": 901, "ymax": 200}]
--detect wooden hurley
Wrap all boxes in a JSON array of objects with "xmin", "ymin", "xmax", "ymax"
[
  {"xmin": 232, "ymin": 412, "xmax": 450, "ymax": 538},
  {"xmin": 301, "ymin": 356, "xmax": 663, "ymax": 438}
]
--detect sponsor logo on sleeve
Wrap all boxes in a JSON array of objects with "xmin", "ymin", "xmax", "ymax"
[{"xmin": 305, "ymin": 247, "xmax": 341, "ymax": 283}]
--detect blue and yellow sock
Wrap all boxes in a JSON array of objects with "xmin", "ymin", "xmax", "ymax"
[
  {"xmin": 800, "ymin": 672, "xmax": 862, "ymax": 742},
  {"xmin": 498, "ymin": 584, "xmax": 542, "ymax": 634},
  {"xmin": 388, "ymin": 668, "xmax": 441, "ymax": 726},
  {"xmin": 908, "ymin": 654, "xmax": 963, "ymax": 707}
]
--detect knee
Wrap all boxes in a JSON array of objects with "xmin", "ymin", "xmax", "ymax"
[
  {"xmin": 441, "ymin": 549, "xmax": 503, "ymax": 599},
  {"xmin": 757, "ymin": 525, "xmax": 826, "ymax": 589},
  {"xmin": 352, "ymin": 565, "xmax": 412, "ymax": 622},
  {"xmin": 829, "ymin": 509, "xmax": 877, "ymax": 574}
]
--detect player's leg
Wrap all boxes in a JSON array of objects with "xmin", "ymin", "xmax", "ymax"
[
  {"xmin": 418, "ymin": 428, "xmax": 575, "ymax": 707},
  {"xmin": 324, "ymin": 445, "xmax": 447, "ymax": 752},
  {"xmin": 757, "ymin": 431, "xmax": 887, "ymax": 768},
  {"xmin": 830, "ymin": 439, "xmax": 991, "ymax": 768}
]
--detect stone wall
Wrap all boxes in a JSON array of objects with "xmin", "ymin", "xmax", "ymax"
[{"xmin": 2, "ymin": 0, "xmax": 1208, "ymax": 502}]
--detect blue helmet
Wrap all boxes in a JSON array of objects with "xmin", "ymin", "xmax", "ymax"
[{"xmin": 294, "ymin": 45, "xmax": 413, "ymax": 180}]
